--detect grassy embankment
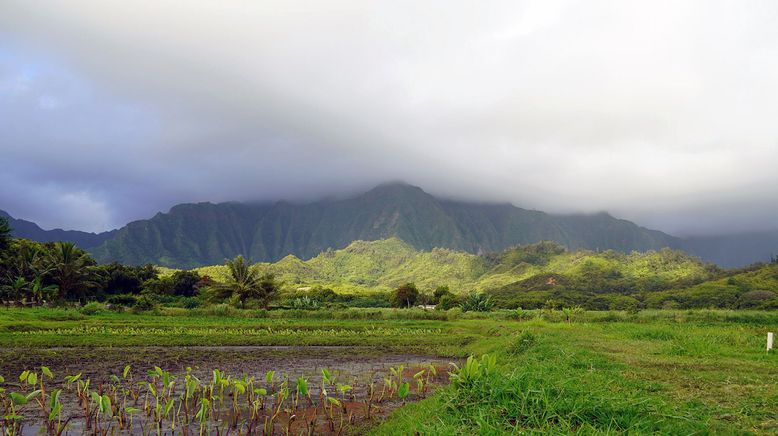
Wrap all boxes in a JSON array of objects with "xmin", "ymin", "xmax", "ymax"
[{"xmin": 1, "ymin": 308, "xmax": 776, "ymax": 434}]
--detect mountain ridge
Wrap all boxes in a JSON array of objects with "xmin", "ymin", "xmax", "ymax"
[
  {"xmin": 0, "ymin": 209, "xmax": 116, "ymax": 249},
  {"xmin": 3, "ymin": 183, "xmax": 775, "ymax": 268},
  {"xmin": 87, "ymin": 183, "xmax": 683, "ymax": 268}
]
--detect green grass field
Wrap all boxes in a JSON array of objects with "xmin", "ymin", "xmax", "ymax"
[{"xmin": 1, "ymin": 308, "xmax": 776, "ymax": 434}]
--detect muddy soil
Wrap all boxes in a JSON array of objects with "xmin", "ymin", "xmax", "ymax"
[{"xmin": 0, "ymin": 346, "xmax": 456, "ymax": 435}]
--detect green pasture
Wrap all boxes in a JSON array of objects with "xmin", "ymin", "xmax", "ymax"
[{"xmin": 0, "ymin": 308, "xmax": 775, "ymax": 434}]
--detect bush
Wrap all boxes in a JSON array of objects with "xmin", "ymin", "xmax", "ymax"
[
  {"xmin": 510, "ymin": 307, "xmax": 533, "ymax": 321},
  {"xmin": 446, "ymin": 307, "xmax": 464, "ymax": 320},
  {"xmin": 181, "ymin": 297, "xmax": 201, "ymax": 309},
  {"xmin": 460, "ymin": 292, "xmax": 494, "ymax": 312},
  {"xmin": 737, "ymin": 290, "xmax": 776, "ymax": 309},
  {"xmin": 106, "ymin": 294, "xmax": 138, "ymax": 307},
  {"xmin": 79, "ymin": 302, "xmax": 105, "ymax": 316},
  {"xmin": 204, "ymin": 303, "xmax": 238, "ymax": 317},
  {"xmin": 142, "ymin": 277, "xmax": 174, "ymax": 295},
  {"xmin": 291, "ymin": 296, "xmax": 320, "ymax": 310},
  {"xmin": 437, "ymin": 293, "xmax": 459, "ymax": 310},
  {"xmin": 134, "ymin": 295, "xmax": 157, "ymax": 312},
  {"xmin": 606, "ymin": 295, "xmax": 640, "ymax": 311}
]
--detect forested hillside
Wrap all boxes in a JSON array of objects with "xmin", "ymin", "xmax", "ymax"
[
  {"xmin": 189, "ymin": 238, "xmax": 748, "ymax": 309},
  {"xmin": 90, "ymin": 183, "xmax": 681, "ymax": 267},
  {"xmin": 4, "ymin": 184, "xmax": 776, "ymax": 268}
]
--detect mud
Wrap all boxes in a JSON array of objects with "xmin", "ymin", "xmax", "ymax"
[{"xmin": 0, "ymin": 346, "xmax": 456, "ymax": 435}]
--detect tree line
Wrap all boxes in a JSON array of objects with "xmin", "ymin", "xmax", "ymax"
[{"xmin": 0, "ymin": 217, "xmax": 280, "ymax": 308}]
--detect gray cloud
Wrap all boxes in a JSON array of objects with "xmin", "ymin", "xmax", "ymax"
[{"xmin": 1, "ymin": 0, "xmax": 777, "ymax": 235}]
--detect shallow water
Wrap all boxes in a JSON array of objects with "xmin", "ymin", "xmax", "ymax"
[{"xmin": 1, "ymin": 346, "xmax": 455, "ymax": 435}]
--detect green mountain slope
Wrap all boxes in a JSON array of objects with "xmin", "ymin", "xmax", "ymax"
[
  {"xmin": 643, "ymin": 262, "xmax": 778, "ymax": 309},
  {"xmin": 487, "ymin": 243, "xmax": 722, "ymax": 309},
  {"xmin": 91, "ymin": 183, "xmax": 682, "ymax": 268},
  {"xmin": 192, "ymin": 238, "xmax": 719, "ymax": 304}
]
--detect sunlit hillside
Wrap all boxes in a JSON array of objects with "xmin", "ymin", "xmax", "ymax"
[{"xmin": 190, "ymin": 238, "xmax": 723, "ymax": 306}]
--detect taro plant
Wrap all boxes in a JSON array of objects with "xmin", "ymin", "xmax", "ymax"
[
  {"xmin": 413, "ymin": 369, "xmax": 426, "ymax": 398},
  {"xmin": 195, "ymin": 398, "xmax": 210, "ymax": 436},
  {"xmin": 449, "ymin": 354, "xmax": 498, "ymax": 389},
  {"xmin": 295, "ymin": 375, "xmax": 310, "ymax": 408},
  {"xmin": 459, "ymin": 292, "xmax": 494, "ymax": 312},
  {"xmin": 45, "ymin": 388, "xmax": 67, "ymax": 435},
  {"xmin": 364, "ymin": 379, "xmax": 376, "ymax": 419},
  {"xmin": 291, "ymin": 296, "xmax": 320, "ymax": 310},
  {"xmin": 562, "ymin": 305, "xmax": 585, "ymax": 323},
  {"xmin": 1, "ymin": 371, "xmax": 42, "ymax": 435},
  {"xmin": 336, "ymin": 383, "xmax": 352, "ymax": 412},
  {"xmin": 0, "ymin": 360, "xmax": 446, "ymax": 435},
  {"xmin": 397, "ymin": 382, "xmax": 410, "ymax": 404},
  {"xmin": 265, "ymin": 370, "xmax": 276, "ymax": 394},
  {"xmin": 90, "ymin": 390, "xmax": 113, "ymax": 433}
]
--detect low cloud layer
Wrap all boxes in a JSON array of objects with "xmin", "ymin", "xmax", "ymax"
[{"xmin": 1, "ymin": 0, "xmax": 777, "ymax": 235}]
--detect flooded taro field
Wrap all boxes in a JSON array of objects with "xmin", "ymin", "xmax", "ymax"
[{"xmin": 0, "ymin": 346, "xmax": 455, "ymax": 435}]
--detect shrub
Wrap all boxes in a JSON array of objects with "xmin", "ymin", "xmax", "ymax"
[
  {"xmin": 460, "ymin": 292, "xmax": 494, "ymax": 312},
  {"xmin": 79, "ymin": 301, "xmax": 105, "ymax": 315},
  {"xmin": 142, "ymin": 277, "xmax": 174, "ymax": 295},
  {"xmin": 510, "ymin": 307, "xmax": 533, "ymax": 321},
  {"xmin": 437, "ymin": 293, "xmax": 459, "ymax": 310},
  {"xmin": 607, "ymin": 295, "xmax": 640, "ymax": 311},
  {"xmin": 204, "ymin": 303, "xmax": 238, "ymax": 317},
  {"xmin": 134, "ymin": 295, "xmax": 157, "ymax": 312},
  {"xmin": 737, "ymin": 290, "xmax": 776, "ymax": 309},
  {"xmin": 445, "ymin": 307, "xmax": 464, "ymax": 320},
  {"xmin": 106, "ymin": 294, "xmax": 138, "ymax": 307},
  {"xmin": 561, "ymin": 306, "xmax": 585, "ymax": 323},
  {"xmin": 291, "ymin": 296, "xmax": 320, "ymax": 310},
  {"xmin": 305, "ymin": 287, "xmax": 341, "ymax": 302},
  {"xmin": 181, "ymin": 297, "xmax": 201, "ymax": 309}
]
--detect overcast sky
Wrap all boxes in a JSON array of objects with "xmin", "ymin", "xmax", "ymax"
[{"xmin": 1, "ymin": 1, "xmax": 777, "ymax": 236}]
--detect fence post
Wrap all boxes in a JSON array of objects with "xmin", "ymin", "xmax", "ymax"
[{"xmin": 768, "ymin": 332, "xmax": 774, "ymax": 353}]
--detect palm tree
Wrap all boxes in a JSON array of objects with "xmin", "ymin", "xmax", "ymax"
[
  {"xmin": 2, "ymin": 243, "xmax": 55, "ymax": 305},
  {"xmin": 207, "ymin": 255, "xmax": 280, "ymax": 308},
  {"xmin": 0, "ymin": 276, "xmax": 27, "ymax": 303},
  {"xmin": 29, "ymin": 276, "xmax": 58, "ymax": 305},
  {"xmin": 11, "ymin": 243, "xmax": 50, "ymax": 280},
  {"xmin": 48, "ymin": 242, "xmax": 96, "ymax": 301}
]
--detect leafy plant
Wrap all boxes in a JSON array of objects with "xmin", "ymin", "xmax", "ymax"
[
  {"xmin": 562, "ymin": 306, "xmax": 585, "ymax": 323},
  {"xmin": 291, "ymin": 296, "xmax": 320, "ymax": 310},
  {"xmin": 459, "ymin": 292, "xmax": 494, "ymax": 312}
]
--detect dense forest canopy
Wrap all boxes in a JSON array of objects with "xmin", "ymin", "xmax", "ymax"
[{"xmin": 1, "ymin": 216, "xmax": 776, "ymax": 310}]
